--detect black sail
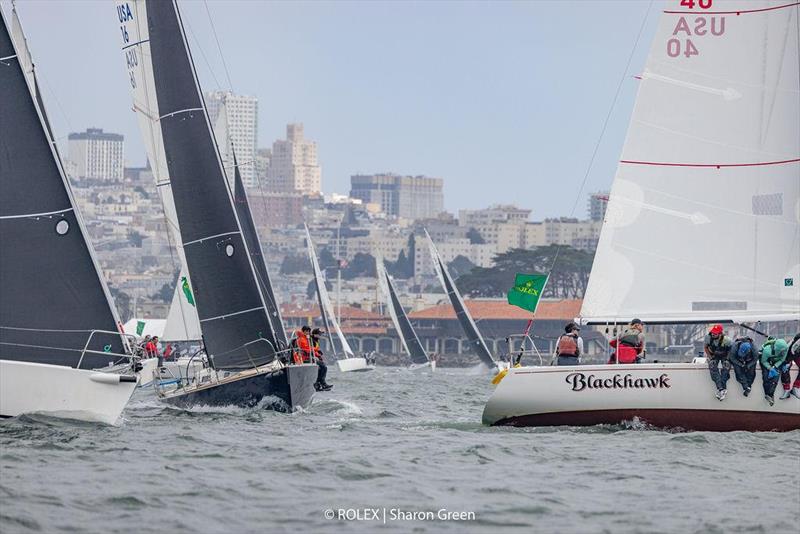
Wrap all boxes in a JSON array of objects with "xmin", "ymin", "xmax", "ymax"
[
  {"xmin": 0, "ymin": 13, "xmax": 125, "ymax": 369},
  {"xmin": 383, "ymin": 271, "xmax": 429, "ymax": 365},
  {"xmin": 232, "ymin": 154, "xmax": 287, "ymax": 349},
  {"xmin": 434, "ymin": 253, "xmax": 495, "ymax": 368},
  {"xmin": 144, "ymin": 0, "xmax": 276, "ymax": 369}
]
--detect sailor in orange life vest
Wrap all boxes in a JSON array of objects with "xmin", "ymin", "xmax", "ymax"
[
  {"xmin": 608, "ymin": 318, "xmax": 645, "ymax": 364},
  {"xmin": 291, "ymin": 325, "xmax": 313, "ymax": 365},
  {"xmin": 554, "ymin": 322, "xmax": 584, "ymax": 366}
]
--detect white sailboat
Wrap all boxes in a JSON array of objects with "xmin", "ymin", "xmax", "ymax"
[
  {"xmin": 377, "ymin": 260, "xmax": 435, "ymax": 370},
  {"xmin": 483, "ymin": 0, "xmax": 800, "ymax": 431},
  {"xmin": 305, "ymin": 225, "xmax": 375, "ymax": 372},
  {"xmin": 0, "ymin": 6, "xmax": 145, "ymax": 425}
]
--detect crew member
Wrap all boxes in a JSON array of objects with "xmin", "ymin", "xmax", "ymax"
[
  {"xmin": 310, "ymin": 328, "xmax": 332, "ymax": 391},
  {"xmin": 554, "ymin": 322, "xmax": 583, "ymax": 366},
  {"xmin": 291, "ymin": 325, "xmax": 312, "ymax": 365},
  {"xmin": 704, "ymin": 324, "xmax": 732, "ymax": 401},
  {"xmin": 779, "ymin": 333, "xmax": 800, "ymax": 400},
  {"xmin": 760, "ymin": 337, "xmax": 789, "ymax": 406},
  {"xmin": 608, "ymin": 318, "xmax": 645, "ymax": 364},
  {"xmin": 728, "ymin": 335, "xmax": 757, "ymax": 397}
]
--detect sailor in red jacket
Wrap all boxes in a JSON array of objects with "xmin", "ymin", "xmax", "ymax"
[
  {"xmin": 608, "ymin": 319, "xmax": 645, "ymax": 364},
  {"xmin": 291, "ymin": 326, "xmax": 312, "ymax": 365}
]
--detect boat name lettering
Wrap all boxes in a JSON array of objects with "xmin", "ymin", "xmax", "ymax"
[{"xmin": 565, "ymin": 372, "xmax": 670, "ymax": 392}]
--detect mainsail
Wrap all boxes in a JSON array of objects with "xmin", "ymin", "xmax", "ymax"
[
  {"xmin": 377, "ymin": 261, "xmax": 429, "ymax": 365},
  {"xmin": 0, "ymin": 9, "xmax": 126, "ymax": 369},
  {"xmin": 581, "ymin": 0, "xmax": 800, "ymax": 324},
  {"xmin": 119, "ymin": 0, "xmax": 279, "ymax": 369},
  {"xmin": 304, "ymin": 225, "xmax": 354, "ymax": 358},
  {"xmin": 426, "ymin": 231, "xmax": 495, "ymax": 368}
]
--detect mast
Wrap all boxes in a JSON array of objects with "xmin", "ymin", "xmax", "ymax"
[
  {"xmin": 119, "ymin": 0, "xmax": 279, "ymax": 370},
  {"xmin": 1, "ymin": 8, "xmax": 127, "ymax": 369},
  {"xmin": 425, "ymin": 230, "xmax": 495, "ymax": 368},
  {"xmin": 581, "ymin": 0, "xmax": 800, "ymax": 324}
]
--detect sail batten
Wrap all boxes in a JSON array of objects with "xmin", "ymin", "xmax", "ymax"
[{"xmin": 581, "ymin": 0, "xmax": 800, "ymax": 324}]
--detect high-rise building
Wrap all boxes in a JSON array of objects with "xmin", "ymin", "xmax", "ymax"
[
  {"xmin": 67, "ymin": 128, "xmax": 124, "ymax": 181},
  {"xmin": 267, "ymin": 123, "xmax": 321, "ymax": 194},
  {"xmin": 350, "ymin": 173, "xmax": 444, "ymax": 220},
  {"xmin": 588, "ymin": 191, "xmax": 610, "ymax": 221},
  {"xmin": 205, "ymin": 91, "xmax": 258, "ymax": 188}
]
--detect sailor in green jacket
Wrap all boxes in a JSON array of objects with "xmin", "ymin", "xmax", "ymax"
[{"xmin": 760, "ymin": 337, "xmax": 789, "ymax": 406}]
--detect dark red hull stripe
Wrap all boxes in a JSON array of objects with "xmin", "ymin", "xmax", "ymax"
[{"xmin": 494, "ymin": 409, "xmax": 800, "ymax": 432}]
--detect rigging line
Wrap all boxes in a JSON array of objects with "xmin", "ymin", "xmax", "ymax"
[
  {"xmin": 203, "ymin": 0, "xmax": 233, "ymax": 89},
  {"xmin": 619, "ymin": 158, "xmax": 800, "ymax": 168},
  {"xmin": 185, "ymin": 21, "xmax": 223, "ymax": 90},
  {"xmin": 547, "ymin": 0, "xmax": 653, "ymax": 279}
]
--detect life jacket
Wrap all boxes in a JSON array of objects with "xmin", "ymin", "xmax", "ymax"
[
  {"xmin": 557, "ymin": 333, "xmax": 579, "ymax": 357},
  {"xmin": 291, "ymin": 331, "xmax": 311, "ymax": 364},
  {"xmin": 609, "ymin": 339, "xmax": 638, "ymax": 363},
  {"xmin": 311, "ymin": 339, "xmax": 323, "ymax": 361},
  {"xmin": 706, "ymin": 335, "xmax": 730, "ymax": 358},
  {"xmin": 619, "ymin": 328, "xmax": 642, "ymax": 349}
]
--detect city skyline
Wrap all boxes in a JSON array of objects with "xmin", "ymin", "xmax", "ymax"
[{"xmin": 12, "ymin": 0, "xmax": 658, "ymax": 217}]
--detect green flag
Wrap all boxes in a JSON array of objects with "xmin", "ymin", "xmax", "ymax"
[
  {"xmin": 507, "ymin": 273, "xmax": 548, "ymax": 313},
  {"xmin": 181, "ymin": 276, "xmax": 195, "ymax": 306},
  {"xmin": 136, "ymin": 320, "xmax": 145, "ymax": 336}
]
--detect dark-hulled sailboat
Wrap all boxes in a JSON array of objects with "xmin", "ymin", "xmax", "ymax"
[
  {"xmin": 377, "ymin": 261, "xmax": 434, "ymax": 370},
  {"xmin": 117, "ymin": 0, "xmax": 316, "ymax": 410},
  {"xmin": 0, "ymin": 6, "xmax": 141, "ymax": 424}
]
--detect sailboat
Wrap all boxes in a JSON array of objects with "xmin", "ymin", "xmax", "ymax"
[
  {"xmin": 483, "ymin": 0, "xmax": 800, "ymax": 431},
  {"xmin": 0, "ymin": 6, "xmax": 144, "ymax": 424},
  {"xmin": 305, "ymin": 225, "xmax": 375, "ymax": 372},
  {"xmin": 377, "ymin": 260, "xmax": 435, "ymax": 370},
  {"xmin": 426, "ymin": 230, "xmax": 501, "ymax": 371},
  {"xmin": 118, "ymin": 0, "xmax": 317, "ymax": 410}
]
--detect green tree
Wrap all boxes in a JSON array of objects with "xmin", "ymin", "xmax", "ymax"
[
  {"xmin": 280, "ymin": 253, "xmax": 311, "ymax": 275},
  {"xmin": 342, "ymin": 253, "xmax": 377, "ymax": 279},
  {"xmin": 466, "ymin": 227, "xmax": 485, "ymax": 244},
  {"xmin": 447, "ymin": 255, "xmax": 476, "ymax": 278},
  {"xmin": 455, "ymin": 245, "xmax": 594, "ymax": 299},
  {"xmin": 127, "ymin": 230, "xmax": 144, "ymax": 247}
]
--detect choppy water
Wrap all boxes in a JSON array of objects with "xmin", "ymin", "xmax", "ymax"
[{"xmin": 1, "ymin": 367, "xmax": 798, "ymax": 533}]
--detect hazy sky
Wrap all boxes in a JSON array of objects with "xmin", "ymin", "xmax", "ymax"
[{"xmin": 9, "ymin": 0, "xmax": 659, "ymax": 218}]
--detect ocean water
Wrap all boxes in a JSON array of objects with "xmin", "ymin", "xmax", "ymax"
[{"xmin": 1, "ymin": 367, "xmax": 797, "ymax": 534}]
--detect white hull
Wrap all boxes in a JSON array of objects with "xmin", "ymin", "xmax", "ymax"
[
  {"xmin": 409, "ymin": 361, "xmax": 434, "ymax": 372},
  {"xmin": 0, "ymin": 359, "xmax": 138, "ymax": 425},
  {"xmin": 483, "ymin": 363, "xmax": 800, "ymax": 431},
  {"xmin": 137, "ymin": 357, "xmax": 160, "ymax": 387},
  {"xmin": 336, "ymin": 357, "xmax": 375, "ymax": 373}
]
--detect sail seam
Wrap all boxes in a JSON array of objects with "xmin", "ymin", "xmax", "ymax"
[
  {"xmin": 183, "ymin": 231, "xmax": 239, "ymax": 246},
  {"xmin": 620, "ymin": 158, "xmax": 800, "ymax": 168},
  {"xmin": 0, "ymin": 207, "xmax": 73, "ymax": 220},
  {"xmin": 159, "ymin": 107, "xmax": 204, "ymax": 120},
  {"xmin": 200, "ymin": 306, "xmax": 265, "ymax": 323}
]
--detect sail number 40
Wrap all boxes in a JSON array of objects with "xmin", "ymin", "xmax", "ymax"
[
  {"xmin": 667, "ymin": 38, "xmax": 699, "ymax": 58},
  {"xmin": 679, "ymin": 0, "xmax": 713, "ymax": 8}
]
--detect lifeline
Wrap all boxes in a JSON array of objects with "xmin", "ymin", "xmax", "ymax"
[{"xmin": 566, "ymin": 372, "xmax": 670, "ymax": 392}]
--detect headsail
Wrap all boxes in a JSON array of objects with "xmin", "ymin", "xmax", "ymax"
[
  {"xmin": 161, "ymin": 268, "xmax": 201, "ymax": 342},
  {"xmin": 0, "ymin": 9, "xmax": 126, "ymax": 369},
  {"xmin": 304, "ymin": 225, "xmax": 354, "ymax": 358},
  {"xmin": 426, "ymin": 230, "xmax": 495, "ymax": 368},
  {"xmin": 119, "ymin": 0, "xmax": 279, "ymax": 369},
  {"xmin": 377, "ymin": 261, "xmax": 429, "ymax": 365},
  {"xmin": 581, "ymin": 0, "xmax": 800, "ymax": 324},
  {"xmin": 233, "ymin": 152, "xmax": 288, "ymax": 348}
]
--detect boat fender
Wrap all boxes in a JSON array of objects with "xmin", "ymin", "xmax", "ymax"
[{"xmin": 89, "ymin": 373, "xmax": 137, "ymax": 384}]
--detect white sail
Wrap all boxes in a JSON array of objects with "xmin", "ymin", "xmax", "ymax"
[
  {"xmin": 161, "ymin": 268, "xmax": 201, "ymax": 342},
  {"xmin": 304, "ymin": 225, "xmax": 355, "ymax": 357},
  {"xmin": 120, "ymin": 0, "xmax": 201, "ymax": 336},
  {"xmin": 581, "ymin": 1, "xmax": 800, "ymax": 324}
]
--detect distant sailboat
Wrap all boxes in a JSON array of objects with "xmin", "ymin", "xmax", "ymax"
[
  {"xmin": 305, "ymin": 225, "xmax": 375, "ymax": 372},
  {"xmin": 118, "ymin": 0, "xmax": 317, "ymax": 410},
  {"xmin": 484, "ymin": 0, "xmax": 800, "ymax": 431},
  {"xmin": 426, "ymin": 230, "xmax": 499, "ymax": 370},
  {"xmin": 377, "ymin": 260, "xmax": 434, "ymax": 370},
  {"xmin": 0, "ymin": 6, "xmax": 143, "ymax": 424}
]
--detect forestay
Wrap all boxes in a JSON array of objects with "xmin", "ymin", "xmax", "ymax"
[
  {"xmin": 581, "ymin": 0, "xmax": 800, "ymax": 324},
  {"xmin": 304, "ymin": 225, "xmax": 355, "ymax": 358},
  {"xmin": 377, "ymin": 261, "xmax": 429, "ymax": 365},
  {"xmin": 118, "ymin": 0, "xmax": 279, "ymax": 369},
  {"xmin": 426, "ymin": 231, "xmax": 495, "ymax": 368},
  {"xmin": 0, "ymin": 9, "xmax": 126, "ymax": 369}
]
